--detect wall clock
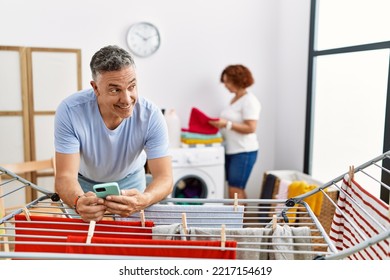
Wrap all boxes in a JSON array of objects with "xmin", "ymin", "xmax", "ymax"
[{"xmin": 126, "ymin": 22, "xmax": 161, "ymax": 57}]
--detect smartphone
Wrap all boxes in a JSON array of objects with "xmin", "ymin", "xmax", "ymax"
[{"xmin": 93, "ymin": 182, "xmax": 120, "ymax": 198}]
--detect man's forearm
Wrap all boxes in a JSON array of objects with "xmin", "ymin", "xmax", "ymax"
[
  {"xmin": 55, "ymin": 176, "xmax": 84, "ymax": 207},
  {"xmin": 143, "ymin": 175, "xmax": 173, "ymax": 206}
]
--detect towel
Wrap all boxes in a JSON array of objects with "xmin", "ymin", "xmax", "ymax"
[
  {"xmin": 181, "ymin": 138, "xmax": 223, "ymax": 145},
  {"xmin": 290, "ymin": 226, "xmax": 313, "ymax": 260},
  {"xmin": 188, "ymin": 227, "xmax": 272, "ymax": 260},
  {"xmin": 270, "ymin": 224, "xmax": 312, "ymax": 260},
  {"xmin": 260, "ymin": 173, "xmax": 276, "ymax": 199},
  {"xmin": 117, "ymin": 204, "xmax": 245, "ymax": 228},
  {"xmin": 66, "ymin": 235, "xmax": 237, "ymax": 259},
  {"xmin": 329, "ymin": 175, "xmax": 390, "ymax": 260},
  {"xmin": 181, "ymin": 131, "xmax": 222, "ymax": 140},
  {"xmin": 287, "ymin": 181, "xmax": 323, "ymax": 222},
  {"xmin": 275, "ymin": 179, "xmax": 291, "ymax": 200},
  {"xmin": 270, "ymin": 224, "xmax": 294, "ymax": 260},
  {"xmin": 14, "ymin": 214, "xmax": 154, "ymax": 253},
  {"xmin": 258, "ymin": 174, "xmax": 277, "ymax": 220},
  {"xmin": 274, "ymin": 178, "xmax": 292, "ymax": 213},
  {"xmin": 181, "ymin": 107, "xmax": 219, "ymax": 135},
  {"xmin": 152, "ymin": 223, "xmax": 183, "ymax": 240}
]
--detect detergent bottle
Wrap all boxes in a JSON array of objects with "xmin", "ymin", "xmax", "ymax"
[{"xmin": 165, "ymin": 109, "xmax": 181, "ymax": 148}]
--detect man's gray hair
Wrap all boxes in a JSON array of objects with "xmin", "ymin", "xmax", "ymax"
[{"xmin": 90, "ymin": 45, "xmax": 135, "ymax": 80}]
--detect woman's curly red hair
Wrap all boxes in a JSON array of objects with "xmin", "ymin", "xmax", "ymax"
[{"xmin": 220, "ymin": 64, "xmax": 254, "ymax": 88}]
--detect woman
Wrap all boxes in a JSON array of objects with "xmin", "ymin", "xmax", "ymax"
[{"xmin": 209, "ymin": 64, "xmax": 261, "ymax": 200}]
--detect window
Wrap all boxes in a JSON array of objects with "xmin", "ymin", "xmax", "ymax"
[{"xmin": 305, "ymin": 0, "xmax": 390, "ymax": 202}]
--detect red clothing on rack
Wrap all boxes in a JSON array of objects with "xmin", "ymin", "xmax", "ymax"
[
  {"xmin": 14, "ymin": 215, "xmax": 154, "ymax": 253},
  {"xmin": 66, "ymin": 235, "xmax": 237, "ymax": 259}
]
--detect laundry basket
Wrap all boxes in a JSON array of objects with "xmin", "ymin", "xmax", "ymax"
[{"xmin": 260, "ymin": 170, "xmax": 338, "ymax": 238}]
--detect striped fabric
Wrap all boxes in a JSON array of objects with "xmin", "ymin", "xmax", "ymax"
[{"xmin": 329, "ymin": 175, "xmax": 390, "ymax": 259}]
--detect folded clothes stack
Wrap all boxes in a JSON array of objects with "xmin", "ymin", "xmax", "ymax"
[
  {"xmin": 181, "ymin": 131, "xmax": 223, "ymax": 145},
  {"xmin": 181, "ymin": 107, "xmax": 223, "ymax": 146}
]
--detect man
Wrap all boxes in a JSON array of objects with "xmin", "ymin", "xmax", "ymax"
[{"xmin": 54, "ymin": 45, "xmax": 173, "ymax": 222}]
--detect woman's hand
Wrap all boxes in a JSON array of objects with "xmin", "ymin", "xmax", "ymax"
[{"xmin": 209, "ymin": 118, "xmax": 227, "ymax": 129}]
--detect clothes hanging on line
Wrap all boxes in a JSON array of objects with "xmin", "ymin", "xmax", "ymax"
[
  {"xmin": 66, "ymin": 235, "xmax": 237, "ymax": 259},
  {"xmin": 116, "ymin": 204, "xmax": 245, "ymax": 228},
  {"xmin": 270, "ymin": 224, "xmax": 312, "ymax": 260},
  {"xmin": 152, "ymin": 223, "xmax": 183, "ymax": 240},
  {"xmin": 188, "ymin": 227, "xmax": 272, "ymax": 260},
  {"xmin": 329, "ymin": 175, "xmax": 390, "ymax": 260},
  {"xmin": 185, "ymin": 224, "xmax": 312, "ymax": 260},
  {"xmin": 14, "ymin": 215, "xmax": 154, "ymax": 253}
]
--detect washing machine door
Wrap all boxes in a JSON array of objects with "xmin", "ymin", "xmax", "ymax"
[{"xmin": 172, "ymin": 169, "xmax": 212, "ymax": 205}]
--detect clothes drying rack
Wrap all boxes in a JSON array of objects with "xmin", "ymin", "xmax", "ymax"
[{"xmin": 1, "ymin": 151, "xmax": 389, "ymax": 260}]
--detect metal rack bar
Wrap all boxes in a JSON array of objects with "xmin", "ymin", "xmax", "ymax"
[{"xmin": 1, "ymin": 151, "xmax": 389, "ymax": 260}]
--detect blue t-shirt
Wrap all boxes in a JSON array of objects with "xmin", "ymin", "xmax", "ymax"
[{"xmin": 54, "ymin": 89, "xmax": 169, "ymax": 182}]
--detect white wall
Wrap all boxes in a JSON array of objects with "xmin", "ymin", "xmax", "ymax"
[
  {"xmin": 0, "ymin": 0, "xmax": 311, "ymax": 198},
  {"xmin": 274, "ymin": 0, "xmax": 311, "ymax": 170}
]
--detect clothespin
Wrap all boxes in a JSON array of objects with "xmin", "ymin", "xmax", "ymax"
[
  {"xmin": 182, "ymin": 213, "xmax": 188, "ymax": 235},
  {"xmin": 22, "ymin": 207, "xmax": 31, "ymax": 221},
  {"xmin": 220, "ymin": 224, "xmax": 226, "ymax": 250},
  {"xmin": 86, "ymin": 220, "xmax": 96, "ymax": 244},
  {"xmin": 272, "ymin": 215, "xmax": 277, "ymax": 231},
  {"xmin": 140, "ymin": 210, "xmax": 145, "ymax": 227},
  {"xmin": 3, "ymin": 237, "xmax": 10, "ymax": 253},
  {"xmin": 348, "ymin": 165, "xmax": 355, "ymax": 185},
  {"xmin": 233, "ymin": 193, "xmax": 238, "ymax": 212}
]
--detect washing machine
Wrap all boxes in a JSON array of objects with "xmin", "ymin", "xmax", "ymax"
[{"xmin": 169, "ymin": 146, "xmax": 225, "ymax": 203}]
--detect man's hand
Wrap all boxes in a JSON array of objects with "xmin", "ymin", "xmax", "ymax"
[
  {"xmin": 76, "ymin": 192, "xmax": 107, "ymax": 222},
  {"xmin": 104, "ymin": 189, "xmax": 153, "ymax": 217}
]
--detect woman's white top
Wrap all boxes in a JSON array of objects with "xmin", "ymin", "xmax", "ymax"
[{"xmin": 220, "ymin": 91, "xmax": 261, "ymax": 155}]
